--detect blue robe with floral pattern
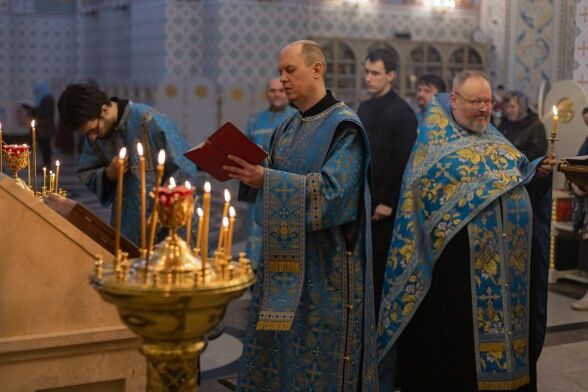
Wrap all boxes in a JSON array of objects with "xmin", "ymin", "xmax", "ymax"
[
  {"xmin": 237, "ymin": 102, "xmax": 377, "ymax": 391},
  {"xmin": 378, "ymin": 94, "xmax": 543, "ymax": 390},
  {"xmin": 77, "ymin": 102, "xmax": 196, "ymax": 245},
  {"xmin": 244, "ymin": 106, "xmax": 296, "ymax": 269}
]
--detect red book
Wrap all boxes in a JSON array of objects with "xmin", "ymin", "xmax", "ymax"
[{"xmin": 183, "ymin": 122, "xmax": 268, "ymax": 182}]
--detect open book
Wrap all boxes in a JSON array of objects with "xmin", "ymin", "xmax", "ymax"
[{"xmin": 183, "ymin": 122, "xmax": 268, "ymax": 182}]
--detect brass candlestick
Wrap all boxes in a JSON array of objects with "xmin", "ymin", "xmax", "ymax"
[{"xmin": 91, "ymin": 183, "xmax": 254, "ymax": 391}]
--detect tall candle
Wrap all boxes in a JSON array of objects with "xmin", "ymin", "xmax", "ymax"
[
  {"xmin": 137, "ymin": 143, "xmax": 146, "ymax": 253},
  {"xmin": 221, "ymin": 216, "xmax": 229, "ymax": 259},
  {"xmin": 147, "ymin": 150, "xmax": 166, "ymax": 258},
  {"xmin": 549, "ymin": 105, "xmax": 558, "ymax": 159},
  {"xmin": 225, "ymin": 206, "xmax": 236, "ymax": 260},
  {"xmin": 55, "ymin": 160, "xmax": 60, "ymax": 193},
  {"xmin": 114, "ymin": 147, "xmax": 127, "ymax": 260},
  {"xmin": 201, "ymin": 182, "xmax": 211, "ymax": 266},
  {"xmin": 31, "ymin": 120, "xmax": 37, "ymax": 195},
  {"xmin": 217, "ymin": 189, "xmax": 231, "ymax": 250},
  {"xmin": 185, "ymin": 181, "xmax": 194, "ymax": 246},
  {"xmin": 49, "ymin": 170, "xmax": 54, "ymax": 192},
  {"xmin": 42, "ymin": 166, "xmax": 46, "ymax": 190},
  {"xmin": 196, "ymin": 207, "xmax": 203, "ymax": 250}
]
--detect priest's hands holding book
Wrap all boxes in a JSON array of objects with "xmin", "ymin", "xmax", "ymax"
[{"xmin": 223, "ymin": 155, "xmax": 264, "ymax": 189}]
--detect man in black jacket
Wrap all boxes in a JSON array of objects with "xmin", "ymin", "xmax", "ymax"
[{"xmin": 357, "ymin": 48, "xmax": 417, "ymax": 315}]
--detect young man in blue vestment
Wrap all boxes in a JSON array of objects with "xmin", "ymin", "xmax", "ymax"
[
  {"xmin": 227, "ymin": 40, "xmax": 378, "ymax": 391},
  {"xmin": 58, "ymin": 84, "xmax": 196, "ymax": 246},
  {"xmin": 377, "ymin": 71, "xmax": 556, "ymax": 391},
  {"xmin": 243, "ymin": 77, "xmax": 296, "ymax": 270}
]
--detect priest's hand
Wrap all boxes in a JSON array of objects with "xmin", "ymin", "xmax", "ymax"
[
  {"xmin": 105, "ymin": 155, "xmax": 129, "ymax": 181},
  {"xmin": 372, "ymin": 204, "xmax": 393, "ymax": 221},
  {"xmin": 536, "ymin": 157, "xmax": 556, "ymax": 178},
  {"xmin": 224, "ymin": 155, "xmax": 264, "ymax": 189}
]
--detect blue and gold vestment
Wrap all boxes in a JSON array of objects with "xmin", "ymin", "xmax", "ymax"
[
  {"xmin": 237, "ymin": 102, "xmax": 377, "ymax": 391},
  {"xmin": 244, "ymin": 106, "xmax": 297, "ymax": 269},
  {"xmin": 378, "ymin": 94, "xmax": 542, "ymax": 390},
  {"xmin": 77, "ymin": 102, "xmax": 196, "ymax": 245}
]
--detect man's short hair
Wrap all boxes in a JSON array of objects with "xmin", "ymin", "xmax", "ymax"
[
  {"xmin": 58, "ymin": 83, "xmax": 110, "ymax": 132},
  {"xmin": 297, "ymin": 40, "xmax": 327, "ymax": 69},
  {"xmin": 365, "ymin": 48, "xmax": 398, "ymax": 73},
  {"xmin": 583, "ymin": 107, "xmax": 588, "ymax": 115},
  {"xmin": 417, "ymin": 74, "xmax": 447, "ymax": 92},
  {"xmin": 451, "ymin": 69, "xmax": 491, "ymax": 91}
]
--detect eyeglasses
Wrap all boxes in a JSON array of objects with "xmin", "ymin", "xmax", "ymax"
[{"xmin": 453, "ymin": 91, "xmax": 495, "ymax": 108}]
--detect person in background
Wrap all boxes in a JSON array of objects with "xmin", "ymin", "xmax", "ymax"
[
  {"xmin": 32, "ymin": 81, "xmax": 56, "ymax": 168},
  {"xmin": 242, "ymin": 77, "xmax": 296, "ymax": 269},
  {"xmin": 357, "ymin": 48, "xmax": 417, "ymax": 321},
  {"xmin": 57, "ymin": 83, "xmax": 196, "ymax": 246},
  {"xmin": 415, "ymin": 74, "xmax": 446, "ymax": 126}
]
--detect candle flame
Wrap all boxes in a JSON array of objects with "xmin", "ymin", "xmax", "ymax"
[
  {"xmin": 157, "ymin": 149, "xmax": 165, "ymax": 165},
  {"xmin": 55, "ymin": 160, "xmax": 60, "ymax": 167},
  {"xmin": 185, "ymin": 180, "xmax": 191, "ymax": 189},
  {"xmin": 23, "ymin": 144, "xmax": 27, "ymax": 147},
  {"xmin": 197, "ymin": 207, "xmax": 203, "ymax": 217},
  {"xmin": 223, "ymin": 216, "xmax": 229, "ymax": 228},
  {"xmin": 0, "ymin": 122, "xmax": 2, "ymax": 131},
  {"xmin": 49, "ymin": 170, "xmax": 53, "ymax": 175},
  {"xmin": 229, "ymin": 206, "xmax": 236, "ymax": 217},
  {"xmin": 224, "ymin": 189, "xmax": 231, "ymax": 202},
  {"xmin": 43, "ymin": 166, "xmax": 46, "ymax": 172},
  {"xmin": 119, "ymin": 147, "xmax": 127, "ymax": 159},
  {"xmin": 553, "ymin": 105, "xmax": 558, "ymax": 116},
  {"xmin": 31, "ymin": 120, "xmax": 35, "ymax": 128},
  {"xmin": 137, "ymin": 142, "xmax": 144, "ymax": 157},
  {"xmin": 204, "ymin": 181, "xmax": 211, "ymax": 193},
  {"xmin": 169, "ymin": 177, "xmax": 176, "ymax": 188}
]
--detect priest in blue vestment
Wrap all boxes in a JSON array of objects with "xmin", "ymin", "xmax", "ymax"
[
  {"xmin": 58, "ymin": 84, "xmax": 196, "ymax": 246},
  {"xmin": 244, "ymin": 77, "xmax": 296, "ymax": 269},
  {"xmin": 377, "ymin": 71, "xmax": 556, "ymax": 391},
  {"xmin": 226, "ymin": 40, "xmax": 378, "ymax": 391}
]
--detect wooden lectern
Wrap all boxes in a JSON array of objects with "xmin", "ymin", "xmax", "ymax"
[{"xmin": 0, "ymin": 174, "xmax": 145, "ymax": 391}]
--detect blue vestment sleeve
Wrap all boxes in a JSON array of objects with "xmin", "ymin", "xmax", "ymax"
[
  {"xmin": 76, "ymin": 138, "xmax": 115, "ymax": 206},
  {"xmin": 254, "ymin": 125, "xmax": 364, "ymax": 231},
  {"xmin": 148, "ymin": 115, "xmax": 196, "ymax": 183}
]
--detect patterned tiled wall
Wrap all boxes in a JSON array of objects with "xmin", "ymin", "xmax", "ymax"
[
  {"xmin": 479, "ymin": 0, "xmax": 508, "ymax": 85},
  {"xmin": 163, "ymin": 0, "xmax": 480, "ymax": 88},
  {"xmin": 574, "ymin": 0, "xmax": 588, "ymax": 90},
  {"xmin": 508, "ymin": 0, "xmax": 559, "ymax": 102},
  {"xmin": 0, "ymin": 13, "xmax": 77, "ymax": 102},
  {"xmin": 131, "ymin": 1, "xmax": 166, "ymax": 85}
]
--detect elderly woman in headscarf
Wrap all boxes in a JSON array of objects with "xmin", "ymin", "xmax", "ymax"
[
  {"xmin": 33, "ymin": 81, "xmax": 56, "ymax": 168},
  {"xmin": 499, "ymin": 89, "xmax": 552, "ymax": 367}
]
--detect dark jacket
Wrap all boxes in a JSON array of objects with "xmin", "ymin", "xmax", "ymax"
[{"xmin": 357, "ymin": 89, "xmax": 417, "ymax": 211}]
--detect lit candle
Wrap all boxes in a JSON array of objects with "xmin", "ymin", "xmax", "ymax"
[
  {"xmin": 147, "ymin": 150, "xmax": 166, "ymax": 257},
  {"xmin": 185, "ymin": 181, "xmax": 194, "ymax": 246},
  {"xmin": 0, "ymin": 122, "xmax": 3, "ymax": 173},
  {"xmin": 225, "ymin": 206, "xmax": 236, "ymax": 260},
  {"xmin": 217, "ymin": 189, "xmax": 231, "ymax": 250},
  {"xmin": 168, "ymin": 176, "xmax": 176, "ymax": 189},
  {"xmin": 42, "ymin": 166, "xmax": 46, "ymax": 191},
  {"xmin": 49, "ymin": 170, "xmax": 54, "ymax": 193},
  {"xmin": 114, "ymin": 147, "xmax": 127, "ymax": 260},
  {"xmin": 31, "ymin": 120, "xmax": 37, "ymax": 195},
  {"xmin": 549, "ymin": 105, "xmax": 558, "ymax": 159},
  {"xmin": 221, "ymin": 216, "xmax": 229, "ymax": 258},
  {"xmin": 137, "ymin": 142, "xmax": 146, "ymax": 253},
  {"xmin": 195, "ymin": 207, "xmax": 204, "ymax": 250},
  {"xmin": 201, "ymin": 182, "xmax": 211, "ymax": 266},
  {"xmin": 55, "ymin": 160, "xmax": 60, "ymax": 193}
]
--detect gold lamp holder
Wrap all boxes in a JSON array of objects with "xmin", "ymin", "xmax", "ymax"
[
  {"xmin": 2, "ymin": 144, "xmax": 32, "ymax": 192},
  {"xmin": 91, "ymin": 187, "xmax": 255, "ymax": 391}
]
